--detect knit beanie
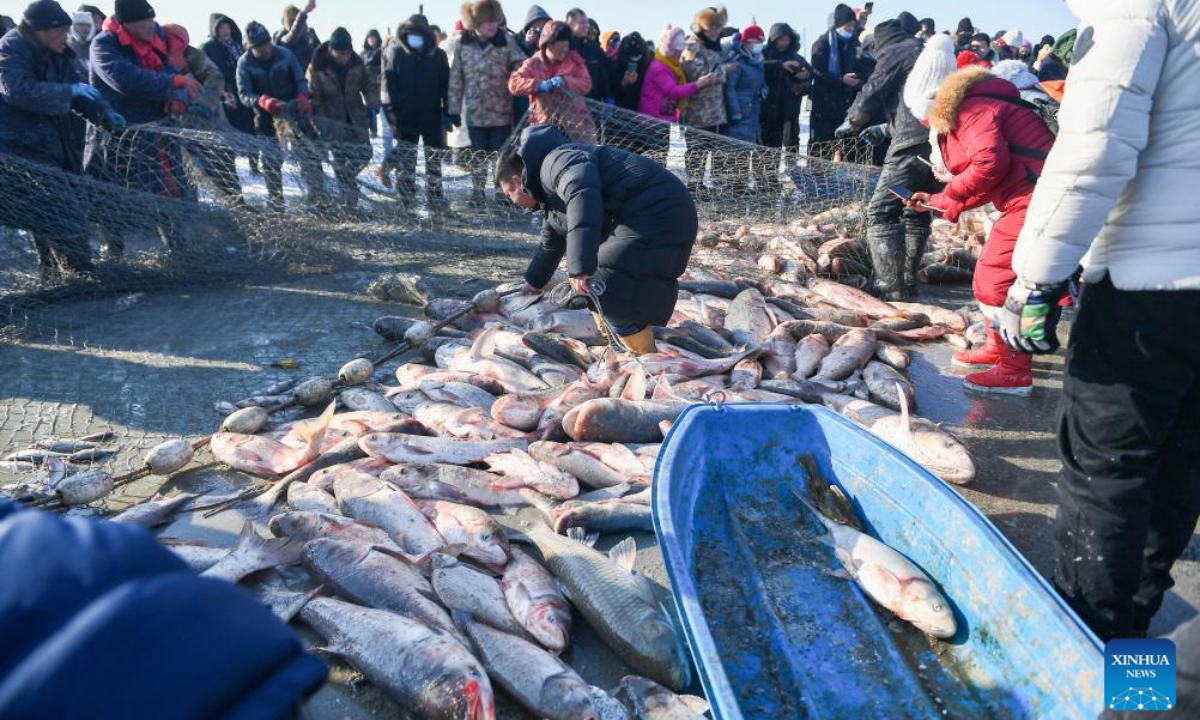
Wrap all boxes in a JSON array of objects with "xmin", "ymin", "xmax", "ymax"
[
  {"xmin": 244, "ymin": 20, "xmax": 271, "ymax": 48},
  {"xmin": 71, "ymin": 10, "xmax": 92, "ymax": 28},
  {"xmin": 329, "ymin": 26, "xmax": 352, "ymax": 51},
  {"xmin": 904, "ymin": 34, "xmax": 957, "ymax": 121},
  {"xmin": 658, "ymin": 25, "xmax": 684, "ymax": 53},
  {"xmin": 23, "ymin": 0, "xmax": 71, "ymax": 31},
  {"xmin": 741, "ymin": 23, "xmax": 764, "ymax": 45},
  {"xmin": 956, "ymin": 17, "xmax": 973, "ymax": 35},
  {"xmin": 833, "ymin": 4, "xmax": 856, "ymax": 28},
  {"xmin": 896, "ymin": 12, "xmax": 920, "ymax": 38},
  {"xmin": 113, "ymin": 0, "xmax": 155, "ymax": 24},
  {"xmin": 991, "ymin": 59, "xmax": 1040, "ymax": 90},
  {"xmin": 1000, "ymin": 29, "xmax": 1024, "ymax": 49},
  {"xmin": 538, "ymin": 19, "xmax": 571, "ymax": 49}
]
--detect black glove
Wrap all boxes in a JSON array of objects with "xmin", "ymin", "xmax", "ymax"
[
  {"xmin": 834, "ymin": 120, "xmax": 857, "ymax": 139},
  {"xmin": 447, "ymin": 113, "xmax": 462, "ymax": 128},
  {"xmin": 859, "ymin": 124, "xmax": 890, "ymax": 146},
  {"xmin": 102, "ymin": 109, "xmax": 127, "ymax": 132}
]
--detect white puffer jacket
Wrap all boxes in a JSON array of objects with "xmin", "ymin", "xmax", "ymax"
[{"xmin": 1013, "ymin": 0, "xmax": 1200, "ymax": 291}]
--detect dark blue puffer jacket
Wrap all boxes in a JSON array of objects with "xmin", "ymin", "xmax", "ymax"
[{"xmin": 0, "ymin": 502, "xmax": 327, "ymax": 720}]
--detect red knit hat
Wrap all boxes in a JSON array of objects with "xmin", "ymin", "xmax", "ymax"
[
  {"xmin": 957, "ymin": 49, "xmax": 992, "ymax": 70},
  {"xmin": 741, "ymin": 23, "xmax": 765, "ymax": 44}
]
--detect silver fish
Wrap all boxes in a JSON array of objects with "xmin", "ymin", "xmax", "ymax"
[
  {"xmin": 110, "ymin": 492, "xmax": 199, "ymax": 528},
  {"xmin": 334, "ymin": 473, "xmax": 446, "ymax": 559},
  {"xmin": 431, "ymin": 553, "xmax": 528, "ymax": 637},
  {"xmin": 201, "ymin": 522, "xmax": 304, "ymax": 583}
]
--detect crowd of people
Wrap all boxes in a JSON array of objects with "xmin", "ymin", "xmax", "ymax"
[{"xmin": 1, "ymin": 0, "xmax": 1198, "ymax": 662}]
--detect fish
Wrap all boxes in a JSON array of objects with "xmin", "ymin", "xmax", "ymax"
[
  {"xmin": 677, "ymin": 321, "xmax": 733, "ymax": 353},
  {"xmin": 210, "ymin": 402, "xmax": 336, "ymax": 477},
  {"xmin": 502, "ymin": 546, "xmax": 573, "ymax": 653},
  {"xmin": 395, "ymin": 365, "xmax": 507, "ymax": 396},
  {"xmin": 373, "ymin": 315, "xmax": 418, "ymax": 342},
  {"xmin": 651, "ymin": 327, "xmax": 725, "ymax": 360},
  {"xmin": 523, "ymin": 332, "xmax": 594, "ymax": 369},
  {"xmin": 485, "ymin": 449, "xmax": 580, "ymax": 499},
  {"xmin": 491, "ymin": 387, "xmax": 565, "ymax": 431},
  {"xmin": 519, "ymin": 525, "xmax": 691, "ymax": 691},
  {"xmin": 529, "ymin": 442, "xmax": 631, "ymax": 489},
  {"xmin": 0, "ymin": 460, "xmax": 38, "ymax": 474},
  {"xmin": 268, "ymin": 510, "xmax": 404, "ymax": 552},
  {"xmin": 110, "ymin": 492, "xmax": 198, "ymax": 527},
  {"xmin": 442, "ymin": 407, "xmax": 533, "ymax": 442},
  {"xmin": 287, "ymin": 482, "xmax": 339, "ymax": 513},
  {"xmin": 562, "ymin": 399, "xmax": 689, "ymax": 444},
  {"xmin": 813, "ymin": 328, "xmax": 878, "ymax": 382},
  {"xmin": 334, "ymin": 473, "xmax": 446, "ymax": 558},
  {"xmin": 551, "ymin": 493, "xmax": 654, "ymax": 535},
  {"xmin": 890, "ymin": 302, "xmax": 969, "ymax": 332},
  {"xmin": 456, "ymin": 611, "xmax": 597, "ymax": 720},
  {"xmin": 245, "ymin": 571, "xmax": 323, "ymax": 623},
  {"xmin": 678, "ymin": 280, "xmax": 741, "ymax": 298},
  {"xmin": 416, "ymin": 499, "xmax": 510, "ymax": 565},
  {"xmin": 300, "ymin": 596, "xmax": 494, "ymax": 720},
  {"xmin": 443, "ymin": 328, "xmax": 549, "ymax": 393},
  {"xmin": 303, "ymin": 538, "xmax": 459, "ymax": 637},
  {"xmin": 791, "ymin": 483, "xmax": 957, "ymax": 639},
  {"xmin": 531, "ymin": 310, "xmax": 606, "ymax": 342},
  {"xmin": 359, "ymin": 433, "xmax": 526, "ymax": 465},
  {"xmin": 201, "ymin": 522, "xmax": 304, "ymax": 584},
  {"xmin": 79, "ymin": 430, "xmax": 119, "ymax": 443},
  {"xmin": 382, "ymin": 463, "xmax": 542, "ymax": 507},
  {"xmin": 862, "ymin": 361, "xmax": 916, "ymax": 412},
  {"xmin": 793, "ymin": 333, "xmax": 831, "ymax": 380},
  {"xmin": 872, "ymin": 313, "xmax": 930, "ymax": 333},
  {"xmin": 537, "ymin": 377, "xmax": 609, "ymax": 441},
  {"xmin": 919, "ymin": 263, "xmax": 973, "ymax": 284},
  {"xmin": 33, "ymin": 438, "xmax": 98, "ymax": 453},
  {"xmin": 760, "ymin": 324, "xmax": 799, "ymax": 379},
  {"xmin": 724, "ymin": 288, "xmax": 775, "ymax": 348},
  {"xmin": 635, "ymin": 347, "xmax": 762, "ymax": 381},
  {"xmin": 420, "ymin": 380, "xmax": 497, "ymax": 412},
  {"xmin": 615, "ymin": 676, "xmax": 709, "ymax": 720},
  {"xmin": 3, "ymin": 449, "xmax": 68, "ymax": 464},
  {"xmin": 339, "ymin": 388, "xmax": 398, "ymax": 413},
  {"xmin": 529, "ymin": 356, "xmax": 588, "ymax": 388},
  {"xmin": 591, "ymin": 687, "xmax": 633, "ymax": 720},
  {"xmin": 807, "ymin": 278, "xmax": 900, "ymax": 320},
  {"xmin": 432, "ymin": 553, "xmax": 528, "ymax": 637},
  {"xmin": 162, "ymin": 541, "xmax": 232, "ymax": 573},
  {"xmin": 729, "ymin": 359, "xmax": 762, "ymax": 391},
  {"xmin": 874, "ymin": 343, "xmax": 910, "ymax": 370},
  {"xmin": 307, "ymin": 457, "xmax": 392, "ymax": 491}
]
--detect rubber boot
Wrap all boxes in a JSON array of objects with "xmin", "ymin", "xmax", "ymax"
[
  {"xmin": 963, "ymin": 344, "xmax": 1033, "ymax": 395},
  {"xmin": 866, "ymin": 223, "xmax": 905, "ymax": 301},
  {"xmin": 619, "ymin": 327, "xmax": 657, "ymax": 357},
  {"xmin": 953, "ymin": 327, "xmax": 1003, "ymax": 372},
  {"xmin": 902, "ymin": 215, "xmax": 930, "ymax": 300}
]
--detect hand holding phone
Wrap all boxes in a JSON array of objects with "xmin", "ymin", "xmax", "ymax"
[{"xmin": 889, "ymin": 185, "xmax": 946, "ymax": 213}]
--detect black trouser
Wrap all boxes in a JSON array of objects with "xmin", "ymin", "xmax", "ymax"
[
  {"xmin": 762, "ymin": 118, "xmax": 799, "ymax": 151},
  {"xmin": 256, "ymin": 113, "xmax": 326, "ymax": 208},
  {"xmin": 390, "ymin": 127, "xmax": 446, "ymax": 201},
  {"xmin": 865, "ymin": 144, "xmax": 937, "ymax": 297},
  {"xmin": 466, "ymin": 125, "xmax": 512, "ymax": 198},
  {"xmin": 1053, "ymin": 276, "xmax": 1200, "ymax": 641}
]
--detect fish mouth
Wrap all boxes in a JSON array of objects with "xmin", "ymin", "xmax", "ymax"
[{"xmin": 464, "ymin": 678, "xmax": 493, "ymax": 720}]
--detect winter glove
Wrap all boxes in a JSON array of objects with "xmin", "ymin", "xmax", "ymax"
[
  {"xmin": 172, "ymin": 75, "xmax": 204, "ymax": 103},
  {"xmin": 258, "ymin": 95, "xmax": 285, "ymax": 116},
  {"xmin": 999, "ymin": 278, "xmax": 1070, "ymax": 354},
  {"xmin": 295, "ymin": 94, "xmax": 313, "ymax": 116},
  {"xmin": 860, "ymin": 124, "xmax": 890, "ymax": 146},
  {"xmin": 834, "ymin": 120, "xmax": 856, "ymax": 138},
  {"xmin": 70, "ymin": 83, "xmax": 100, "ymax": 102},
  {"xmin": 550, "ymin": 76, "xmax": 564, "ymax": 90},
  {"xmin": 102, "ymin": 109, "xmax": 127, "ymax": 132},
  {"xmin": 536, "ymin": 79, "xmax": 557, "ymax": 93}
]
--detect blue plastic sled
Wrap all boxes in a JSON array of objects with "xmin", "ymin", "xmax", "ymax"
[{"xmin": 653, "ymin": 403, "xmax": 1104, "ymax": 720}]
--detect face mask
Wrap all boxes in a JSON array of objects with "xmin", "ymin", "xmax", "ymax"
[
  {"xmin": 407, "ymin": 34, "xmax": 424, "ymax": 50},
  {"xmin": 748, "ymin": 43, "xmax": 763, "ymax": 57},
  {"xmin": 837, "ymin": 28, "xmax": 853, "ymax": 40}
]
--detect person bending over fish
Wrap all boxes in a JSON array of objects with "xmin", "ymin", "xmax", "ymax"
[{"xmin": 495, "ymin": 124, "xmax": 698, "ymax": 356}]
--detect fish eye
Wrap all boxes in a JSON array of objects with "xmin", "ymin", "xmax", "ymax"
[
  {"xmin": 932, "ymin": 603, "xmax": 944, "ymax": 612},
  {"xmin": 546, "ymin": 614, "xmax": 557, "ymax": 624}
]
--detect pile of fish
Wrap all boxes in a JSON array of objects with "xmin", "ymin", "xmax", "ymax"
[{"xmin": 694, "ymin": 203, "xmax": 992, "ymax": 289}]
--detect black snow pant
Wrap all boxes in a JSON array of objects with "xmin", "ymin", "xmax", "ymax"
[
  {"xmin": 1053, "ymin": 276, "xmax": 1200, "ymax": 642},
  {"xmin": 256, "ymin": 113, "xmax": 327, "ymax": 210},
  {"xmin": 865, "ymin": 144, "xmax": 938, "ymax": 299},
  {"xmin": 390, "ymin": 127, "xmax": 446, "ymax": 204},
  {"xmin": 466, "ymin": 125, "xmax": 512, "ymax": 201}
]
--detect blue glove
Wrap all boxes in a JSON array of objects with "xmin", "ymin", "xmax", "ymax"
[
  {"xmin": 171, "ymin": 89, "xmax": 189, "ymax": 103},
  {"xmin": 834, "ymin": 120, "xmax": 856, "ymax": 138},
  {"xmin": 730, "ymin": 114, "xmax": 744, "ymax": 124},
  {"xmin": 999, "ymin": 278, "xmax": 1070, "ymax": 354},
  {"xmin": 102, "ymin": 109, "xmax": 127, "ymax": 131},
  {"xmin": 549, "ymin": 75, "xmax": 563, "ymax": 90},
  {"xmin": 536, "ymin": 79, "xmax": 555, "ymax": 93},
  {"xmin": 70, "ymin": 83, "xmax": 100, "ymax": 102}
]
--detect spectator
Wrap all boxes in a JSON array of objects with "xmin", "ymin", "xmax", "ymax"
[
  {"xmin": 842, "ymin": 13, "xmax": 932, "ymax": 300},
  {"xmin": 918, "ymin": 18, "xmax": 935, "ymax": 40},
  {"xmin": 565, "ymin": 8, "xmax": 609, "ymax": 102},
  {"xmin": 991, "ymin": 59, "xmax": 1057, "ymax": 109},
  {"xmin": 86, "ymin": 0, "xmax": 198, "ymax": 256},
  {"xmin": 1000, "ymin": 1, "xmax": 1200, "ymax": 643},
  {"xmin": 0, "ymin": 16, "xmax": 16, "ymax": 34},
  {"xmin": 639, "ymin": 25, "xmax": 717, "ymax": 126},
  {"xmin": 66, "ymin": 10, "xmax": 92, "ymax": 71},
  {"xmin": 907, "ymin": 65, "xmax": 1055, "ymax": 393},
  {"xmin": 957, "ymin": 48, "xmax": 989, "ymax": 70},
  {"xmin": 361, "ymin": 29, "xmax": 382, "ymax": 138},
  {"xmin": 273, "ymin": 0, "xmax": 318, "ymax": 73},
  {"xmin": 762, "ymin": 22, "xmax": 810, "ymax": 153},
  {"xmin": 200, "ymin": 15, "xmax": 253, "ymax": 134},
  {"xmin": 724, "ymin": 23, "xmax": 766, "ymax": 144},
  {"xmin": 969, "ymin": 32, "xmax": 997, "ymax": 65},
  {"xmin": 308, "ymin": 27, "xmax": 374, "ymax": 208},
  {"xmin": 680, "ymin": 5, "xmax": 732, "ymax": 195},
  {"xmin": 520, "ymin": 4, "xmax": 551, "ymax": 57},
  {"xmin": 381, "ymin": 14, "xmax": 450, "ymax": 210},
  {"xmin": 809, "ymin": 3, "xmax": 863, "ymax": 161},
  {"xmin": 0, "ymin": 0, "xmax": 121, "ymax": 280},
  {"xmin": 609, "ymin": 30, "xmax": 650, "ymax": 113},
  {"xmin": 1033, "ymin": 30, "xmax": 1072, "ymax": 83},
  {"xmin": 237, "ymin": 19, "xmax": 324, "ymax": 211},
  {"xmin": 76, "ymin": 3, "xmax": 103, "ymax": 29},
  {"xmin": 996, "ymin": 29, "xmax": 1024, "ymax": 61},
  {"xmin": 508, "ymin": 20, "xmax": 596, "ymax": 143},
  {"xmin": 449, "ymin": 0, "xmax": 527, "ymax": 206},
  {"xmin": 954, "ymin": 17, "xmax": 974, "ymax": 50},
  {"xmin": 600, "ymin": 29, "xmax": 619, "ymax": 61}
]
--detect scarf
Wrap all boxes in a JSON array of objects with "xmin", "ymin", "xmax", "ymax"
[
  {"xmin": 655, "ymin": 49, "xmax": 690, "ymax": 112},
  {"xmin": 103, "ymin": 17, "xmax": 166, "ymax": 72},
  {"xmin": 699, "ymin": 33, "xmax": 722, "ymax": 53},
  {"xmin": 827, "ymin": 29, "xmax": 842, "ymax": 76}
]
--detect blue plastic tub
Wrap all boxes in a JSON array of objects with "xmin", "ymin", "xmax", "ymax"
[{"xmin": 653, "ymin": 403, "xmax": 1103, "ymax": 720}]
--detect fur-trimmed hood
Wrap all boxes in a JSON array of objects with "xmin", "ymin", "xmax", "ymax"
[{"xmin": 929, "ymin": 66, "xmax": 1016, "ymax": 134}]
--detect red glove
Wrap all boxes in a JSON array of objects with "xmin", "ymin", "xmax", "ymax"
[
  {"xmin": 165, "ymin": 100, "xmax": 187, "ymax": 116},
  {"xmin": 172, "ymin": 75, "xmax": 203, "ymax": 103},
  {"xmin": 257, "ymin": 95, "xmax": 284, "ymax": 116},
  {"xmin": 295, "ymin": 94, "xmax": 313, "ymax": 117}
]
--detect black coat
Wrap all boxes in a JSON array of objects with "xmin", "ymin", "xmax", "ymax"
[
  {"xmin": 519, "ymin": 125, "xmax": 697, "ymax": 327},
  {"xmin": 846, "ymin": 21, "xmax": 927, "ymax": 155},
  {"xmin": 200, "ymin": 13, "xmax": 253, "ymax": 134},
  {"xmin": 381, "ymin": 19, "xmax": 448, "ymax": 135},
  {"xmin": 762, "ymin": 23, "xmax": 811, "ymax": 126},
  {"xmin": 809, "ymin": 29, "xmax": 861, "ymax": 122},
  {"xmin": 570, "ymin": 36, "xmax": 611, "ymax": 101},
  {"xmin": 0, "ymin": 28, "xmax": 108, "ymax": 172},
  {"xmin": 606, "ymin": 33, "xmax": 650, "ymax": 112}
]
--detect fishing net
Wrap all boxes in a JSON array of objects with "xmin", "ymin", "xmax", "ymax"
[{"xmin": 0, "ymin": 94, "xmax": 885, "ymax": 499}]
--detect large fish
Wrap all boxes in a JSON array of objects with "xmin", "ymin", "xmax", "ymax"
[
  {"xmin": 523, "ymin": 332, "xmax": 594, "ymax": 369},
  {"xmin": 201, "ymin": 522, "xmax": 303, "ymax": 584},
  {"xmin": 862, "ymin": 360, "xmax": 916, "ymax": 412},
  {"xmin": 307, "ymin": 457, "xmax": 392, "ymax": 491},
  {"xmin": 562, "ymin": 399, "xmax": 689, "ymax": 444},
  {"xmin": 484, "ymin": 449, "xmax": 580, "ymax": 499},
  {"xmin": 443, "ymin": 328, "xmax": 549, "ymax": 393},
  {"xmin": 551, "ymin": 490, "xmax": 654, "ymax": 535},
  {"xmin": 382, "ymin": 463, "xmax": 541, "ymax": 507},
  {"xmin": 891, "ymin": 302, "xmax": 969, "ymax": 332},
  {"xmin": 333, "ymin": 472, "xmax": 446, "ymax": 558},
  {"xmin": 110, "ymin": 492, "xmax": 198, "ymax": 528},
  {"xmin": 359, "ymin": 433, "xmax": 526, "ymax": 465},
  {"xmin": 529, "ymin": 442, "xmax": 631, "ymax": 489},
  {"xmin": 300, "ymin": 597, "xmax": 495, "ymax": 720},
  {"xmin": 761, "ymin": 324, "xmax": 798, "ymax": 379},
  {"xmin": 502, "ymin": 546, "xmax": 572, "ymax": 652},
  {"xmin": 537, "ymin": 377, "xmax": 610, "ymax": 440},
  {"xmin": 210, "ymin": 402, "xmax": 336, "ymax": 477},
  {"xmin": 491, "ymin": 387, "xmax": 568, "ymax": 431},
  {"xmin": 432, "ymin": 553, "xmax": 528, "ymax": 637},
  {"xmin": 416, "ymin": 499, "xmax": 510, "ymax": 565},
  {"xmin": 793, "ymin": 333, "xmax": 831, "ymax": 380},
  {"xmin": 420, "ymin": 380, "xmax": 497, "ymax": 412},
  {"xmin": 813, "ymin": 328, "xmax": 878, "ymax": 382},
  {"xmin": 457, "ymin": 612, "xmax": 597, "ymax": 720},
  {"xmin": 394, "ymin": 365, "xmax": 507, "ymax": 396},
  {"xmin": 268, "ymin": 510, "xmax": 403, "ymax": 552},
  {"xmin": 724, "ymin": 288, "xmax": 775, "ymax": 348},
  {"xmin": 303, "ymin": 538, "xmax": 459, "ymax": 637},
  {"xmin": 519, "ymin": 525, "xmax": 691, "ymax": 691},
  {"xmin": 792, "ymin": 483, "xmax": 956, "ymax": 639},
  {"xmin": 287, "ymin": 482, "xmax": 339, "ymax": 513},
  {"xmin": 729, "ymin": 359, "xmax": 762, "ymax": 391},
  {"xmin": 807, "ymin": 278, "xmax": 900, "ymax": 320},
  {"xmin": 635, "ymin": 348, "xmax": 762, "ymax": 381}
]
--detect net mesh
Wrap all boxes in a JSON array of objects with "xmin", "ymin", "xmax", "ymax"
[{"xmin": 0, "ymin": 95, "xmax": 889, "ymax": 501}]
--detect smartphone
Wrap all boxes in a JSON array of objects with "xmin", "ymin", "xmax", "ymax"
[
  {"xmin": 864, "ymin": 2, "xmax": 875, "ymax": 12},
  {"xmin": 916, "ymin": 157, "xmax": 935, "ymax": 168},
  {"xmin": 889, "ymin": 185, "xmax": 946, "ymax": 212}
]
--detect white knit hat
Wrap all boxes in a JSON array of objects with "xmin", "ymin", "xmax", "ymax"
[
  {"xmin": 991, "ymin": 59, "xmax": 1040, "ymax": 90},
  {"xmin": 1001, "ymin": 29, "xmax": 1024, "ymax": 48},
  {"xmin": 904, "ymin": 34, "xmax": 957, "ymax": 121}
]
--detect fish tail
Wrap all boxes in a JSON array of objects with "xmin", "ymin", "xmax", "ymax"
[
  {"xmin": 234, "ymin": 521, "xmax": 304, "ymax": 572},
  {"xmin": 798, "ymin": 454, "xmax": 863, "ymax": 530}
]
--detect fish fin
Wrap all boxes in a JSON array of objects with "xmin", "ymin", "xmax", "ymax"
[
  {"xmin": 469, "ymin": 327, "xmax": 497, "ymax": 359},
  {"xmin": 263, "ymin": 584, "xmax": 324, "ymax": 623},
  {"xmin": 310, "ymin": 645, "xmax": 349, "ymax": 661},
  {"xmin": 607, "ymin": 537, "xmax": 637, "ymax": 572},
  {"xmin": 450, "ymin": 608, "xmax": 475, "ymax": 632},
  {"xmin": 897, "ymin": 382, "xmax": 912, "ymax": 436},
  {"xmin": 565, "ymin": 527, "xmax": 598, "ymax": 548},
  {"xmin": 679, "ymin": 695, "xmax": 711, "ymax": 715},
  {"xmin": 822, "ymin": 566, "xmax": 854, "ymax": 581},
  {"xmin": 798, "ymin": 454, "xmax": 863, "ymax": 531},
  {"xmin": 554, "ymin": 578, "xmax": 577, "ymax": 604},
  {"xmin": 506, "ymin": 529, "xmax": 533, "ymax": 545}
]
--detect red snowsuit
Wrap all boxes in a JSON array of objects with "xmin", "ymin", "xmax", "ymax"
[{"xmin": 927, "ymin": 71, "xmax": 1055, "ymax": 308}]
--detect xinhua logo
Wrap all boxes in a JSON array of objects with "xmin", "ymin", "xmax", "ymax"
[{"xmin": 1104, "ymin": 638, "xmax": 1176, "ymax": 711}]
